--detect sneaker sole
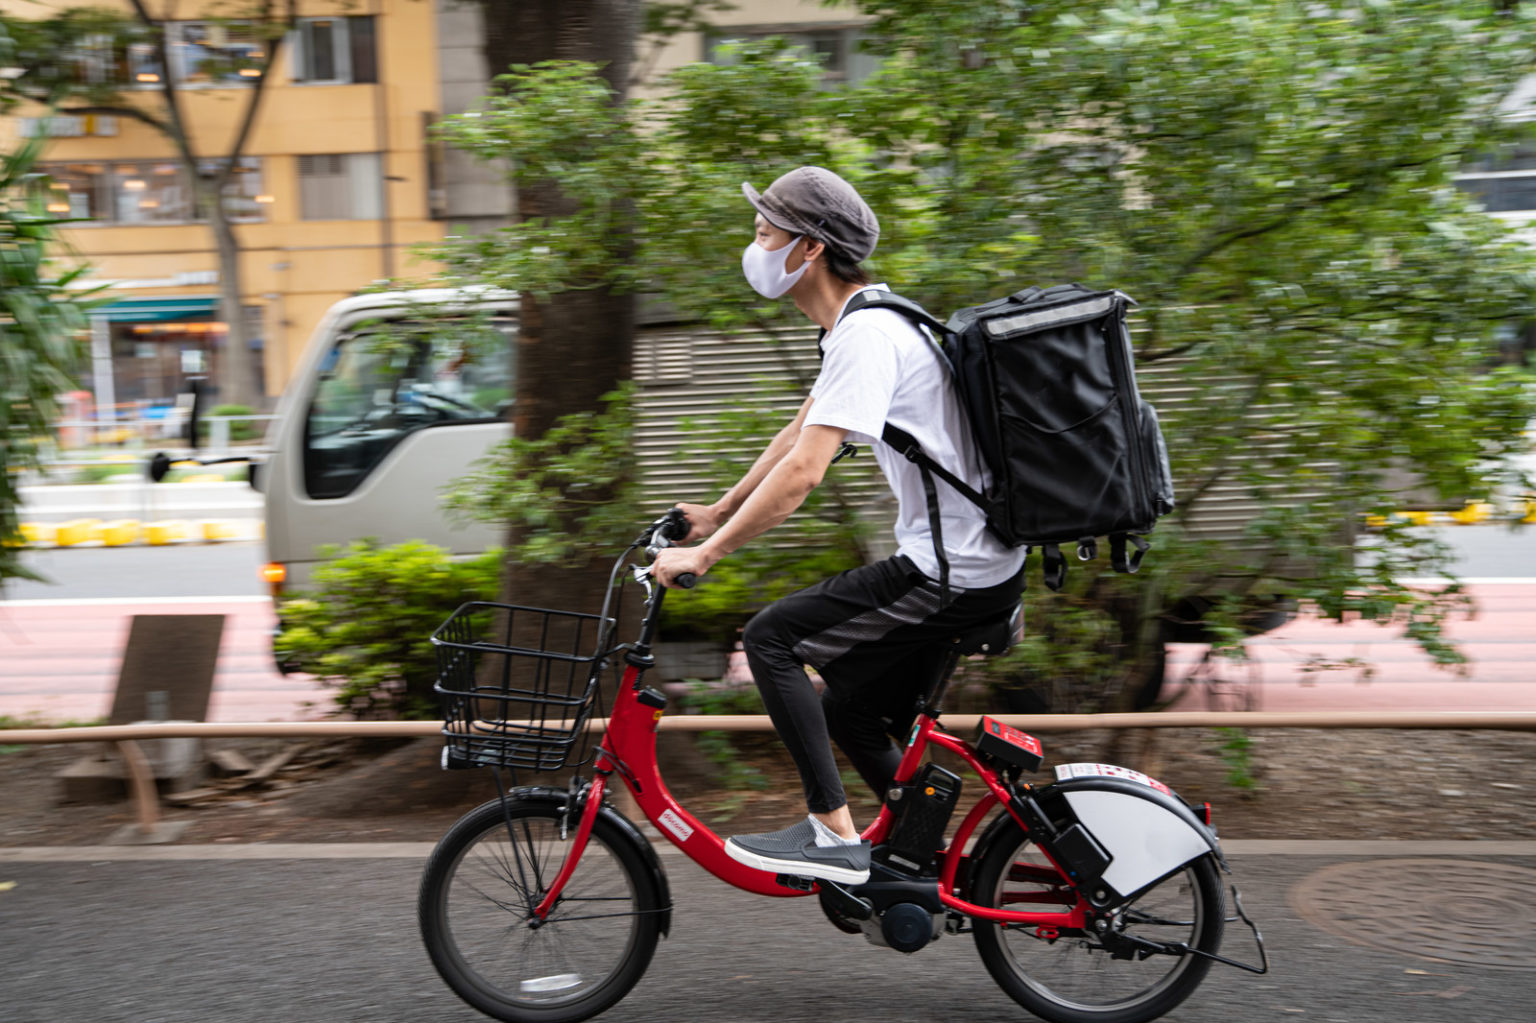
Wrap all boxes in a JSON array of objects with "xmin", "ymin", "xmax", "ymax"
[{"xmin": 723, "ymin": 838, "xmax": 871, "ymax": 885}]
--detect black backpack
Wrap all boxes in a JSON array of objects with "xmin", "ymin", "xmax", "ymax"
[{"xmin": 839, "ymin": 284, "xmax": 1175, "ymax": 592}]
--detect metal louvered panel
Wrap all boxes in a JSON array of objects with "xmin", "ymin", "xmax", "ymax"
[
  {"xmin": 634, "ymin": 325, "xmax": 815, "ymax": 504},
  {"xmin": 1135, "ymin": 339, "xmax": 1340, "ymax": 547},
  {"xmin": 631, "ymin": 320, "xmax": 1335, "ymax": 551}
]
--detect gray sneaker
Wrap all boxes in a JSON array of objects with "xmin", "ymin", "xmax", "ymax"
[{"xmin": 724, "ymin": 819, "xmax": 871, "ymax": 884}]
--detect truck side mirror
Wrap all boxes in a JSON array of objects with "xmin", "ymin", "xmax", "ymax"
[{"xmin": 147, "ymin": 451, "xmax": 172, "ymax": 483}]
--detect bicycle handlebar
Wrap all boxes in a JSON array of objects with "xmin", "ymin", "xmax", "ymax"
[{"xmin": 640, "ymin": 509, "xmax": 697, "ymax": 589}]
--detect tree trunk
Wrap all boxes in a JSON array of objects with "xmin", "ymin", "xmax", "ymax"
[
  {"xmin": 211, "ymin": 202, "xmax": 257, "ymax": 412},
  {"xmin": 477, "ymin": 1, "xmax": 642, "ymax": 616}
]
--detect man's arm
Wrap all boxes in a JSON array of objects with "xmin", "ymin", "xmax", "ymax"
[
  {"xmin": 677, "ymin": 396, "xmax": 813, "ymax": 541},
  {"xmin": 653, "ymin": 419, "xmax": 847, "ymax": 587}
]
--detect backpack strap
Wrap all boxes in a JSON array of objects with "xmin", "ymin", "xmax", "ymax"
[
  {"xmin": 1109, "ymin": 533, "xmax": 1151, "ymax": 574},
  {"xmin": 1039, "ymin": 543, "xmax": 1067, "ymax": 592},
  {"xmin": 841, "ymin": 290, "xmax": 952, "ymax": 336},
  {"xmin": 880, "ymin": 424, "xmax": 987, "ymax": 511}
]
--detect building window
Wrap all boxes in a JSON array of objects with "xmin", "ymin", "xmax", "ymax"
[
  {"xmin": 298, "ymin": 153, "xmax": 383, "ymax": 220},
  {"xmin": 111, "ymin": 161, "xmax": 192, "ymax": 223},
  {"xmin": 122, "ymin": 22, "xmax": 267, "ymax": 87},
  {"xmin": 1459, "ymin": 142, "xmax": 1536, "ymax": 213},
  {"xmin": 706, "ymin": 23, "xmax": 879, "ymax": 87},
  {"xmin": 37, "ymin": 158, "xmax": 266, "ymax": 225},
  {"xmin": 292, "ymin": 16, "xmax": 378, "ymax": 84}
]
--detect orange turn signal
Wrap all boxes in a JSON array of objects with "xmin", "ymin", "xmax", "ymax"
[{"xmin": 260, "ymin": 562, "xmax": 287, "ymax": 593}]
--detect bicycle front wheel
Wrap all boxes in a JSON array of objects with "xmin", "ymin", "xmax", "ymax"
[
  {"xmin": 419, "ymin": 797, "xmax": 664, "ymax": 1023},
  {"xmin": 970, "ymin": 820, "xmax": 1223, "ymax": 1023}
]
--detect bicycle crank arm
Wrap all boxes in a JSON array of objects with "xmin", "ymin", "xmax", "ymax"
[{"xmin": 817, "ymin": 879, "xmax": 874, "ymax": 921}]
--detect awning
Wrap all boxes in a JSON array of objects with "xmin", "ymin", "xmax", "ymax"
[{"xmin": 92, "ymin": 296, "xmax": 219, "ymax": 323}]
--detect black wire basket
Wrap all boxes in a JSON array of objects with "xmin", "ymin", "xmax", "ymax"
[{"xmin": 432, "ymin": 601, "xmax": 618, "ymax": 771}]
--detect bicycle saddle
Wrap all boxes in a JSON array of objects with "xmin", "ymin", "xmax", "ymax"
[{"xmin": 951, "ymin": 604, "xmax": 1022, "ymax": 657}]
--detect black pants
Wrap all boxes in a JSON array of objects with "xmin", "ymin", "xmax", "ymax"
[{"xmin": 742, "ymin": 555, "xmax": 1024, "ymax": 814}]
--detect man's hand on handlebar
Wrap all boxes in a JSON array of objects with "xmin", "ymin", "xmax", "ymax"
[
  {"xmin": 672, "ymin": 502, "xmax": 721, "ymax": 544},
  {"xmin": 651, "ymin": 544, "xmax": 716, "ymax": 590}
]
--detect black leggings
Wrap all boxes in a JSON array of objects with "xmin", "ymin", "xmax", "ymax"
[{"xmin": 742, "ymin": 556, "xmax": 1024, "ymax": 814}]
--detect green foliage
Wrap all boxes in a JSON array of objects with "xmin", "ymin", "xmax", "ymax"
[
  {"xmin": 661, "ymin": 374, "xmax": 876, "ymax": 636},
  {"xmin": 675, "ymin": 681, "xmax": 770, "ymax": 796},
  {"xmin": 274, "ymin": 541, "xmax": 502, "ymax": 719},
  {"xmin": 1212, "ymin": 727, "xmax": 1260, "ymax": 792},
  {"xmin": 441, "ymin": 384, "xmax": 639, "ymax": 566},
  {"xmin": 202, "ymin": 404, "xmax": 260, "ymax": 443},
  {"xmin": 432, "ymin": 1, "xmax": 1536, "ymax": 702},
  {"xmin": 1, "ymin": 133, "xmax": 93, "ymax": 589}
]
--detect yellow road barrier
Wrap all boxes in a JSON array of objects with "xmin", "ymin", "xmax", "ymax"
[
  {"xmin": 100, "ymin": 519, "xmax": 141, "ymax": 547},
  {"xmin": 54, "ymin": 519, "xmax": 103, "ymax": 546},
  {"xmin": 200, "ymin": 521, "xmax": 240, "ymax": 542},
  {"xmin": 19, "ymin": 522, "xmax": 56, "ymax": 546},
  {"xmin": 143, "ymin": 520, "xmax": 190, "ymax": 545}
]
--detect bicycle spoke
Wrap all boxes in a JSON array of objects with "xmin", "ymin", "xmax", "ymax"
[{"xmin": 422, "ymin": 801, "xmax": 661, "ymax": 1021}]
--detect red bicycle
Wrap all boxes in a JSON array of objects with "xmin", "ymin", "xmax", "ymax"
[{"xmin": 418, "ymin": 511, "xmax": 1265, "ymax": 1023}]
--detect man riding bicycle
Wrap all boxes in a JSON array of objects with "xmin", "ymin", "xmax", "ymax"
[{"xmin": 651, "ymin": 167, "xmax": 1027, "ymax": 885}]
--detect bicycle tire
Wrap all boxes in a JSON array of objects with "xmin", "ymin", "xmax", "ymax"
[
  {"xmin": 419, "ymin": 797, "xmax": 664, "ymax": 1023},
  {"xmin": 969, "ymin": 819, "xmax": 1222, "ymax": 1023}
]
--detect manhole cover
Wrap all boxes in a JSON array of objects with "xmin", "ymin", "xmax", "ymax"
[{"xmin": 1290, "ymin": 859, "xmax": 1536, "ymax": 970}]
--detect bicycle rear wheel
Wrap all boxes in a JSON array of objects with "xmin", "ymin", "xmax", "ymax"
[
  {"xmin": 419, "ymin": 797, "xmax": 663, "ymax": 1023},
  {"xmin": 970, "ymin": 821, "xmax": 1222, "ymax": 1023}
]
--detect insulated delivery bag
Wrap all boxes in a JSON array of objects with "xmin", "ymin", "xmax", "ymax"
[{"xmin": 842, "ymin": 284, "xmax": 1175, "ymax": 592}]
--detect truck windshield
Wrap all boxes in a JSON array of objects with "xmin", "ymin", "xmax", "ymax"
[{"xmin": 303, "ymin": 316, "xmax": 513, "ymax": 499}]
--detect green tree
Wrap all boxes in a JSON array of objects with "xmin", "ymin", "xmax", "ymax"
[
  {"xmin": 2, "ymin": 2, "xmax": 302, "ymax": 410},
  {"xmin": 0, "ymin": 21, "xmax": 93, "ymax": 590},
  {"xmin": 438, "ymin": 1, "xmax": 1536, "ymax": 705}
]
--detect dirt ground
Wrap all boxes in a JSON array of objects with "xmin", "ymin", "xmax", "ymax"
[{"xmin": 2, "ymin": 725, "xmax": 1533, "ymax": 847}]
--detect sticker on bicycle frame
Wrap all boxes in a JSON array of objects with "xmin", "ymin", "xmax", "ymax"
[
  {"xmin": 1054, "ymin": 762, "xmax": 1174, "ymax": 796},
  {"xmin": 907, "ymin": 721, "xmax": 921, "ymax": 747},
  {"xmin": 657, "ymin": 808, "xmax": 695, "ymax": 843}
]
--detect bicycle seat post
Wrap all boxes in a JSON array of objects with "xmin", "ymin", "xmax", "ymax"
[{"xmin": 918, "ymin": 646, "xmax": 965, "ymax": 718}]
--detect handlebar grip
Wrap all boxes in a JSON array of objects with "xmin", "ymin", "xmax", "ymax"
[{"xmin": 675, "ymin": 573, "xmax": 697, "ymax": 589}]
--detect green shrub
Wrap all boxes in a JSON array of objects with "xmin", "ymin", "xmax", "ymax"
[
  {"xmin": 274, "ymin": 540, "xmax": 502, "ymax": 718},
  {"xmin": 201, "ymin": 404, "xmax": 259, "ymax": 443}
]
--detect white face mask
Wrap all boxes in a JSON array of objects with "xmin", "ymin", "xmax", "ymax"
[{"xmin": 741, "ymin": 235, "xmax": 807, "ymax": 299}]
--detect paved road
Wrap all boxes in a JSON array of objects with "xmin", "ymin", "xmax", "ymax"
[
  {"xmin": 2, "ymin": 540, "xmax": 268, "ymax": 601},
  {"xmin": 1, "ymin": 842, "xmax": 1533, "ymax": 1023}
]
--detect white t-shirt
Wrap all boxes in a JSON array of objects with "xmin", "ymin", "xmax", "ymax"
[{"xmin": 805, "ymin": 285, "xmax": 1026, "ymax": 589}]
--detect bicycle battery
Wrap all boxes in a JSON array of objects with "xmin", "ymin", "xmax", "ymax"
[{"xmin": 878, "ymin": 763, "xmax": 962, "ymax": 874}]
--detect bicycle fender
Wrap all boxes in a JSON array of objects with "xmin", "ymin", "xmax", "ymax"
[
  {"xmin": 966, "ymin": 779, "xmax": 1223, "ymax": 906},
  {"xmin": 506, "ymin": 785, "xmax": 673, "ymax": 938},
  {"xmin": 1049, "ymin": 777, "xmax": 1224, "ymax": 900}
]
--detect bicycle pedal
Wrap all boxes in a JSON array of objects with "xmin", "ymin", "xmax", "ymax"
[{"xmin": 774, "ymin": 873, "xmax": 816, "ymax": 892}]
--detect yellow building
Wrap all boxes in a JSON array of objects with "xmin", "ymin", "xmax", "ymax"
[{"xmin": 3, "ymin": 1, "xmax": 867, "ymax": 409}]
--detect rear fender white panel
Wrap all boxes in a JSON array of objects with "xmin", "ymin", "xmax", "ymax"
[{"xmin": 1061, "ymin": 789, "xmax": 1211, "ymax": 898}]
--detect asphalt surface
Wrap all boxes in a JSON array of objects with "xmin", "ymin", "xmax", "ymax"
[
  {"xmin": 2, "ymin": 541, "xmax": 268, "ymax": 601},
  {"xmin": 2, "ymin": 843, "xmax": 1533, "ymax": 1023}
]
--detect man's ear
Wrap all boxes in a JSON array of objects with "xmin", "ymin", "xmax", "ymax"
[{"xmin": 802, "ymin": 237, "xmax": 826, "ymax": 264}]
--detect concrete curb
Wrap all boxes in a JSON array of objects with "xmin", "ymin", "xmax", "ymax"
[{"xmin": 3, "ymin": 838, "xmax": 1534, "ymax": 863}]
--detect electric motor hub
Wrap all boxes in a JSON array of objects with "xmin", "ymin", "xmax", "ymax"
[{"xmin": 879, "ymin": 902, "xmax": 936, "ymax": 953}]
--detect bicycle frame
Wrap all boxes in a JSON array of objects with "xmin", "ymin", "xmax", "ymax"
[{"xmin": 530, "ymin": 577, "xmax": 1086, "ymax": 933}]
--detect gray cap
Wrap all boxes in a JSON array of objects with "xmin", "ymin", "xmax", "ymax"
[{"xmin": 742, "ymin": 166, "xmax": 879, "ymax": 263}]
